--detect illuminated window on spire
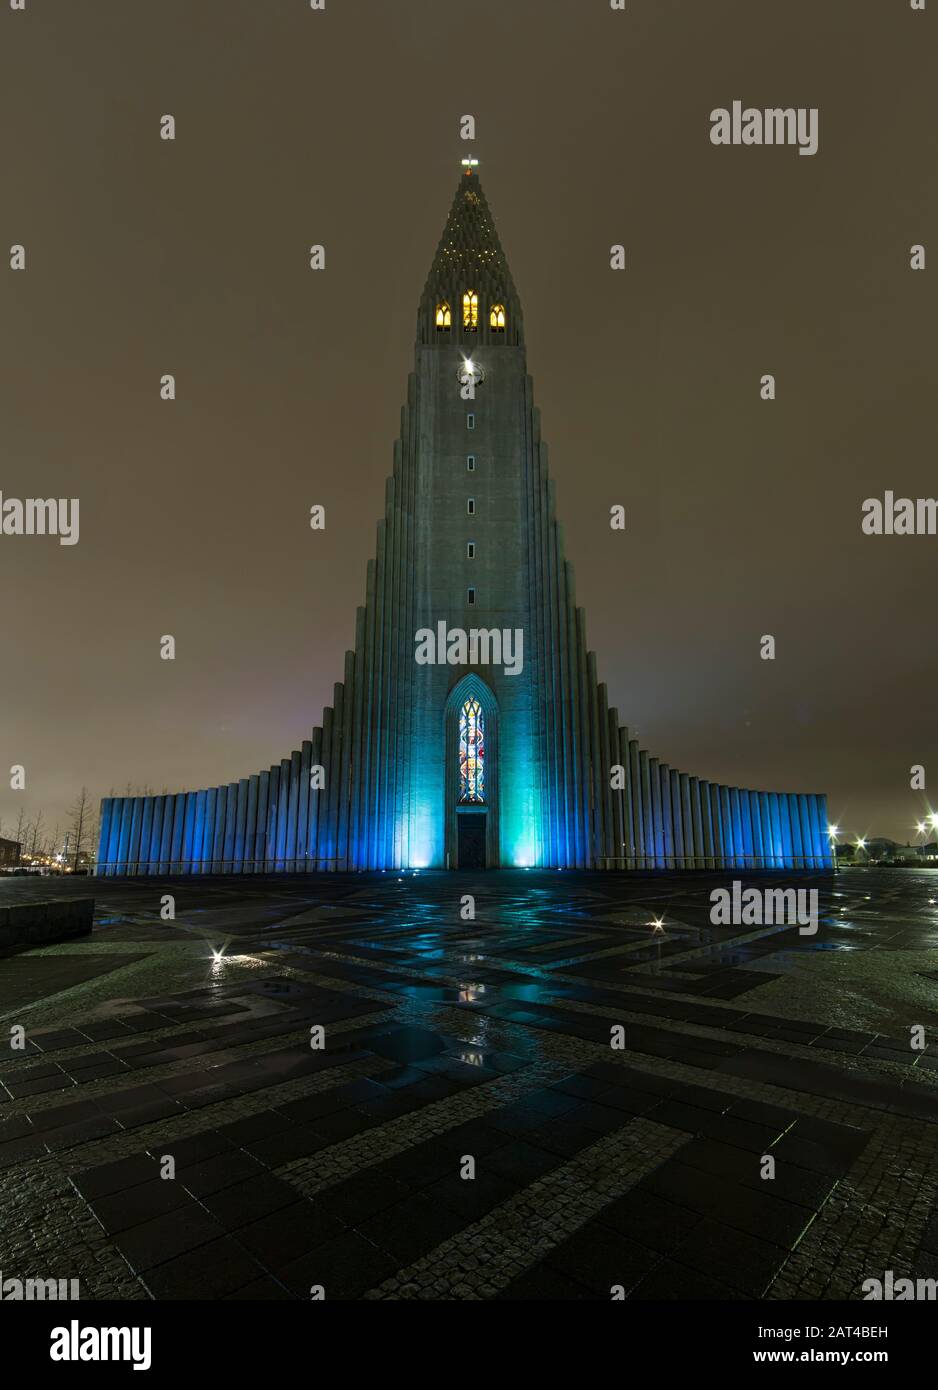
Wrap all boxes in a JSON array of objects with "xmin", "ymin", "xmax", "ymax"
[
  {"xmin": 458, "ymin": 698, "xmax": 485, "ymax": 803},
  {"xmin": 462, "ymin": 291, "xmax": 478, "ymax": 330},
  {"xmin": 435, "ymin": 301, "xmax": 451, "ymax": 330},
  {"xmin": 490, "ymin": 303, "xmax": 506, "ymax": 331}
]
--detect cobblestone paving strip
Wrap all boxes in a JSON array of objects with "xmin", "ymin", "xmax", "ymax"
[
  {"xmin": 363, "ymin": 1118, "xmax": 688, "ymax": 1299},
  {"xmin": 280, "ymin": 1057, "xmax": 568, "ymax": 1194},
  {"xmin": 766, "ymin": 1119, "xmax": 938, "ymax": 1300}
]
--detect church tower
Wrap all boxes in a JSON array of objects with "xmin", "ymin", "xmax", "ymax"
[{"xmin": 96, "ymin": 165, "xmax": 831, "ymax": 875}]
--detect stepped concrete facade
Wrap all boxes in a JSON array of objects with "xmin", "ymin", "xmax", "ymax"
[{"xmin": 97, "ymin": 168, "xmax": 831, "ymax": 875}]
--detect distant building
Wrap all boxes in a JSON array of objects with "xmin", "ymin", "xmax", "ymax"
[
  {"xmin": 849, "ymin": 838, "xmax": 937, "ymax": 863},
  {"xmin": 0, "ymin": 837, "xmax": 22, "ymax": 867}
]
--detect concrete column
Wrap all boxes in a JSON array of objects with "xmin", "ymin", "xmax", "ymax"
[
  {"xmin": 170, "ymin": 794, "xmax": 187, "ymax": 875},
  {"xmin": 679, "ymin": 773, "xmax": 693, "ymax": 868},
  {"xmin": 201, "ymin": 789, "xmax": 216, "ymax": 876},
  {"xmin": 297, "ymin": 744, "xmax": 311, "ymax": 873},
  {"xmin": 148, "ymin": 796, "xmax": 165, "ymax": 877},
  {"xmin": 739, "ymin": 790, "xmax": 753, "ymax": 870},
  {"xmin": 611, "ymin": 717, "xmax": 628, "ymax": 867},
  {"xmin": 286, "ymin": 752, "xmax": 301, "ymax": 872},
  {"xmin": 629, "ymin": 740, "xmax": 644, "ymax": 869},
  {"xmin": 699, "ymin": 781, "xmax": 714, "ymax": 869},
  {"xmin": 768, "ymin": 793, "xmax": 782, "ymax": 868},
  {"xmin": 245, "ymin": 775, "xmax": 258, "ymax": 874},
  {"xmin": 338, "ymin": 650, "xmax": 355, "ymax": 870},
  {"xmin": 192, "ymin": 791, "xmax": 206, "ymax": 874},
  {"xmin": 139, "ymin": 798, "xmax": 154, "ymax": 876},
  {"xmin": 221, "ymin": 784, "xmax": 237, "ymax": 873},
  {"xmin": 308, "ymin": 729, "xmax": 323, "ymax": 867},
  {"xmin": 639, "ymin": 751, "xmax": 653, "ymax": 867},
  {"xmin": 255, "ymin": 773, "xmax": 268, "ymax": 871},
  {"xmin": 619, "ymin": 728, "xmax": 634, "ymax": 869},
  {"xmin": 275, "ymin": 759, "xmax": 290, "ymax": 871},
  {"xmin": 348, "ymin": 609, "xmax": 366, "ymax": 870},
  {"xmin": 671, "ymin": 769, "xmax": 684, "ymax": 869},
  {"xmin": 720, "ymin": 786, "xmax": 735, "ymax": 868},
  {"xmin": 181, "ymin": 792, "xmax": 197, "ymax": 875},
  {"xmin": 660, "ymin": 764, "xmax": 674, "ymax": 868},
  {"xmin": 360, "ymin": 558, "xmax": 377, "ymax": 868},
  {"xmin": 265, "ymin": 764, "xmax": 280, "ymax": 872},
  {"xmin": 750, "ymin": 791, "xmax": 761, "ymax": 868},
  {"xmin": 325, "ymin": 684, "xmax": 345, "ymax": 872},
  {"xmin": 728, "ymin": 788, "xmax": 741, "ymax": 869},
  {"xmin": 318, "ymin": 711, "xmax": 333, "ymax": 869}
]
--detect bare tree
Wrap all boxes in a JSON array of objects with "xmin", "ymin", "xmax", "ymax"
[
  {"xmin": 29, "ymin": 811, "xmax": 45, "ymax": 858},
  {"xmin": 68, "ymin": 788, "xmax": 92, "ymax": 872}
]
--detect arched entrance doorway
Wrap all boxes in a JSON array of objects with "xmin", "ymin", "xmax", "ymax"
[{"xmin": 444, "ymin": 674, "xmax": 499, "ymax": 869}]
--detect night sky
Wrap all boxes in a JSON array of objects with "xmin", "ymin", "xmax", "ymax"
[{"xmin": 1, "ymin": 0, "xmax": 935, "ymax": 851}]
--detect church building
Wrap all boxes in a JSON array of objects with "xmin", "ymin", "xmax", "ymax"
[{"xmin": 97, "ymin": 166, "xmax": 831, "ymax": 874}]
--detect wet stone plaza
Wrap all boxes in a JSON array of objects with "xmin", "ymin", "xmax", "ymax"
[{"xmin": 1, "ymin": 869, "xmax": 937, "ymax": 1302}]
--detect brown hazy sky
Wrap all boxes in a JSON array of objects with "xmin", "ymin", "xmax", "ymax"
[{"xmin": 1, "ymin": 0, "xmax": 935, "ymax": 851}]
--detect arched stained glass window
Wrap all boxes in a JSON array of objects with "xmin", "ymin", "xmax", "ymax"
[
  {"xmin": 435, "ymin": 301, "xmax": 451, "ymax": 330},
  {"xmin": 462, "ymin": 291, "xmax": 478, "ymax": 330},
  {"xmin": 458, "ymin": 698, "xmax": 485, "ymax": 803},
  {"xmin": 489, "ymin": 303, "xmax": 506, "ymax": 331}
]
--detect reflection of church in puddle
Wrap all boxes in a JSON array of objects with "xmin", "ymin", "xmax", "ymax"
[{"xmin": 97, "ymin": 165, "xmax": 830, "ymax": 874}]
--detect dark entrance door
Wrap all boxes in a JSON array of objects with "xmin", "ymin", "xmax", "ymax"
[{"xmin": 457, "ymin": 813, "xmax": 486, "ymax": 869}]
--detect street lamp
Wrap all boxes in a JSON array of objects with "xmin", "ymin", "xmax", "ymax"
[{"xmin": 828, "ymin": 824, "xmax": 840, "ymax": 871}]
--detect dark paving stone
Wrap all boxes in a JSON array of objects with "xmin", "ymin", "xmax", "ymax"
[
  {"xmin": 68, "ymin": 1058, "xmax": 130, "ymax": 1083},
  {"xmin": 225, "ymin": 1276, "xmax": 293, "ymax": 1300},
  {"xmin": 677, "ymin": 1137, "xmax": 836, "ymax": 1208},
  {"xmin": 79, "ymin": 1020, "xmax": 136, "ymax": 1042},
  {"xmin": 71, "ymin": 1153, "xmax": 160, "ymax": 1201},
  {"xmin": 142, "ymin": 1236, "xmax": 264, "ymax": 1299},
  {"xmin": 358, "ymin": 1193, "xmax": 465, "ymax": 1264},
  {"xmin": 6, "ymin": 1070, "xmax": 74, "ymax": 1099},
  {"xmin": 424, "ymin": 1169, "xmax": 516, "ymax": 1220},
  {"xmin": 179, "ymin": 1150, "xmax": 267, "ymax": 1198},
  {"xmin": 152, "ymin": 1130, "xmax": 233, "ymax": 1167},
  {"xmin": 525, "ymin": 1117, "xmax": 597, "ymax": 1159},
  {"xmin": 673, "ymin": 1218, "xmax": 789, "ymax": 1297},
  {"xmin": 115, "ymin": 1203, "xmax": 225, "ymax": 1273},
  {"xmin": 498, "ymin": 1263, "xmax": 592, "ymax": 1300},
  {"xmin": 45, "ymin": 1114, "xmax": 123, "ymax": 1150},
  {"xmin": 89, "ymin": 1178, "xmax": 191, "ymax": 1234},
  {"xmin": 484, "ymin": 1139, "xmax": 558, "ymax": 1185},
  {"xmin": 367, "ymin": 1027, "xmax": 448, "ymax": 1064},
  {"xmin": 236, "ymin": 1202, "xmax": 345, "ymax": 1271},
  {"xmin": 244, "ymin": 1123, "xmax": 331, "ymax": 1167},
  {"xmin": 214, "ymin": 1110, "xmax": 294, "ymax": 1147},
  {"xmin": 602, "ymin": 1190, "xmax": 703, "ymax": 1254},
  {"xmin": 201, "ymin": 1174, "xmax": 299, "ymax": 1231},
  {"xmin": 277, "ymin": 1230, "xmax": 399, "ymax": 1300},
  {"xmin": 629, "ymin": 1259, "xmax": 747, "ymax": 1300},
  {"xmin": 643, "ymin": 1159, "xmax": 818, "ymax": 1249},
  {"xmin": 114, "ymin": 1098, "xmax": 184, "ymax": 1129},
  {"xmin": 378, "ymin": 1140, "xmax": 457, "ymax": 1190},
  {"xmin": 317, "ymin": 1171, "xmax": 411, "ymax": 1225},
  {"xmin": 0, "ymin": 1134, "xmax": 49, "ymax": 1167},
  {"xmin": 547, "ymin": 1222, "xmax": 659, "ymax": 1297}
]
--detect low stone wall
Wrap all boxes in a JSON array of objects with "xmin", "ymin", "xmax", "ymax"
[{"xmin": 0, "ymin": 897, "xmax": 94, "ymax": 947}]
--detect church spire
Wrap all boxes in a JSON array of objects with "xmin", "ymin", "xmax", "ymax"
[{"xmin": 418, "ymin": 162, "xmax": 523, "ymax": 346}]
